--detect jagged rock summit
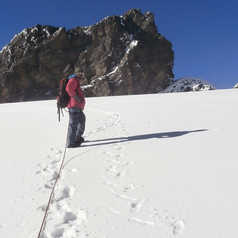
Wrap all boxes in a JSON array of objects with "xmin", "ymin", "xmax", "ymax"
[
  {"xmin": 162, "ymin": 78, "xmax": 215, "ymax": 93},
  {"xmin": 0, "ymin": 9, "xmax": 174, "ymax": 103}
]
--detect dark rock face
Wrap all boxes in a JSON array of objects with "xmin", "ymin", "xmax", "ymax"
[{"xmin": 0, "ymin": 9, "xmax": 174, "ymax": 103}]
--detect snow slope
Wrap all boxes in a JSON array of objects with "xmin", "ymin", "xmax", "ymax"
[{"xmin": 0, "ymin": 89, "xmax": 237, "ymax": 238}]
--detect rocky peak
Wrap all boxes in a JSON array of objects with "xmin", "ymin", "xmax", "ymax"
[
  {"xmin": 0, "ymin": 9, "xmax": 174, "ymax": 103},
  {"xmin": 162, "ymin": 78, "xmax": 215, "ymax": 93},
  {"xmin": 123, "ymin": 9, "xmax": 158, "ymax": 34}
]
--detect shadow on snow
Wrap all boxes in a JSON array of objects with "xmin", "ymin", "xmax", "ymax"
[
  {"xmin": 81, "ymin": 129, "xmax": 208, "ymax": 148},
  {"xmin": 63, "ymin": 129, "xmax": 208, "ymax": 168}
]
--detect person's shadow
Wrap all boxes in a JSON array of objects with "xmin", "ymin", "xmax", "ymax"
[{"xmin": 81, "ymin": 129, "xmax": 208, "ymax": 148}]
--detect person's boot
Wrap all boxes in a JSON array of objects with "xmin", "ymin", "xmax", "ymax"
[
  {"xmin": 79, "ymin": 136, "xmax": 85, "ymax": 143},
  {"xmin": 76, "ymin": 136, "xmax": 84, "ymax": 144},
  {"xmin": 67, "ymin": 138, "xmax": 84, "ymax": 148},
  {"xmin": 67, "ymin": 143, "xmax": 80, "ymax": 148}
]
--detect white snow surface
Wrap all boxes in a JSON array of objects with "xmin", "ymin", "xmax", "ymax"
[{"xmin": 0, "ymin": 89, "xmax": 238, "ymax": 238}]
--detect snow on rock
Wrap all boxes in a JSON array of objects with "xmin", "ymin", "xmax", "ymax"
[
  {"xmin": 233, "ymin": 83, "xmax": 238, "ymax": 88},
  {"xmin": 126, "ymin": 40, "xmax": 138, "ymax": 54},
  {"xmin": 162, "ymin": 77, "xmax": 215, "ymax": 93},
  {"xmin": 0, "ymin": 45, "xmax": 9, "ymax": 54},
  {"xmin": 9, "ymin": 28, "xmax": 28, "ymax": 45},
  {"xmin": 0, "ymin": 25, "xmax": 60, "ymax": 63},
  {"xmin": 107, "ymin": 66, "xmax": 119, "ymax": 76},
  {"xmin": 82, "ymin": 66, "xmax": 121, "ymax": 90},
  {"xmin": 82, "ymin": 26, "xmax": 92, "ymax": 35},
  {"xmin": 83, "ymin": 36, "xmax": 138, "ymax": 90}
]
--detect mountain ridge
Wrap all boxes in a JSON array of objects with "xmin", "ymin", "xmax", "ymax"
[{"xmin": 0, "ymin": 9, "xmax": 174, "ymax": 103}]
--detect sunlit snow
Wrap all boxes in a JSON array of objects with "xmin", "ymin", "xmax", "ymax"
[{"xmin": 0, "ymin": 89, "xmax": 237, "ymax": 238}]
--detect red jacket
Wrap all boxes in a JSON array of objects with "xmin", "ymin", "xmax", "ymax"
[{"xmin": 66, "ymin": 77, "xmax": 85, "ymax": 110}]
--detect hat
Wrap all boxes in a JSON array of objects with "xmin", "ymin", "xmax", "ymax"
[{"xmin": 68, "ymin": 74, "xmax": 76, "ymax": 79}]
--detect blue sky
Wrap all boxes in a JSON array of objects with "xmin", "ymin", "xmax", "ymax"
[{"xmin": 0, "ymin": 0, "xmax": 237, "ymax": 89}]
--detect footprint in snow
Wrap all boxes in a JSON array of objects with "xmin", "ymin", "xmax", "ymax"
[
  {"xmin": 152, "ymin": 209, "xmax": 185, "ymax": 235},
  {"xmin": 44, "ymin": 183, "xmax": 54, "ymax": 189},
  {"xmin": 50, "ymin": 159, "xmax": 60, "ymax": 164},
  {"xmin": 56, "ymin": 186, "xmax": 75, "ymax": 201},
  {"xmin": 51, "ymin": 227, "xmax": 79, "ymax": 238},
  {"xmin": 51, "ymin": 227, "xmax": 65, "ymax": 237},
  {"xmin": 130, "ymin": 199, "xmax": 145, "ymax": 213},
  {"xmin": 39, "ymin": 230, "xmax": 51, "ymax": 238},
  {"xmin": 63, "ymin": 211, "xmax": 78, "ymax": 223},
  {"xmin": 50, "ymin": 210, "xmax": 87, "ymax": 237},
  {"xmin": 172, "ymin": 220, "xmax": 185, "ymax": 235},
  {"xmin": 0, "ymin": 224, "xmax": 5, "ymax": 228}
]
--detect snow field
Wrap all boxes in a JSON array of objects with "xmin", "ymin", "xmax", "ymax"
[{"xmin": 0, "ymin": 89, "xmax": 237, "ymax": 237}]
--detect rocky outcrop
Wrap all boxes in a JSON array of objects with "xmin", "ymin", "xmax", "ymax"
[
  {"xmin": 0, "ymin": 9, "xmax": 174, "ymax": 103},
  {"xmin": 234, "ymin": 83, "xmax": 238, "ymax": 88},
  {"xmin": 162, "ymin": 78, "xmax": 215, "ymax": 93}
]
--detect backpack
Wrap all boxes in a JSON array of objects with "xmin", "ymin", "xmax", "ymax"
[{"xmin": 57, "ymin": 78, "xmax": 70, "ymax": 122}]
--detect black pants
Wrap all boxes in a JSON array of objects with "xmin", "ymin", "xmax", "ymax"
[{"xmin": 67, "ymin": 109, "xmax": 86, "ymax": 146}]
